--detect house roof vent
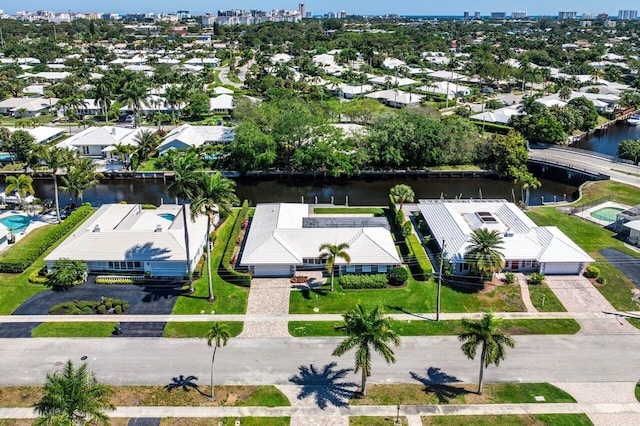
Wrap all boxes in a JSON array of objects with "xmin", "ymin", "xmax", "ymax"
[
  {"xmin": 93, "ymin": 224, "xmax": 101, "ymax": 232},
  {"xmin": 155, "ymin": 224, "xmax": 163, "ymax": 232}
]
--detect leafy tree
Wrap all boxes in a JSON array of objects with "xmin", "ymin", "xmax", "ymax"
[
  {"xmin": 47, "ymin": 258, "xmax": 87, "ymax": 288},
  {"xmin": 618, "ymin": 139, "xmax": 640, "ymax": 164},
  {"xmin": 333, "ymin": 304, "xmax": 401, "ymax": 396},
  {"xmin": 458, "ymin": 311, "xmax": 515, "ymax": 394},
  {"xmin": 318, "ymin": 242, "xmax": 351, "ymax": 293},
  {"xmin": 34, "ymin": 360, "xmax": 114, "ymax": 426},
  {"xmin": 229, "ymin": 122, "xmax": 277, "ymax": 171},
  {"xmin": 206, "ymin": 323, "xmax": 231, "ymax": 400},
  {"xmin": 190, "ymin": 172, "xmax": 239, "ymax": 302},
  {"xmin": 2, "ymin": 130, "xmax": 35, "ymax": 162},
  {"xmin": 389, "ymin": 184, "xmax": 415, "ymax": 211},
  {"xmin": 4, "ymin": 174, "xmax": 34, "ymax": 207},
  {"xmin": 490, "ymin": 130, "xmax": 529, "ymax": 180},
  {"xmin": 186, "ymin": 92, "xmax": 211, "ymax": 119},
  {"xmin": 464, "ymin": 228, "xmax": 505, "ymax": 281},
  {"xmin": 567, "ymin": 97, "xmax": 598, "ymax": 130}
]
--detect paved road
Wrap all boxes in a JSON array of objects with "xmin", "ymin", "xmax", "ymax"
[
  {"xmin": 528, "ymin": 147, "xmax": 640, "ymax": 188},
  {"xmin": 2, "ymin": 335, "xmax": 640, "ymax": 386}
]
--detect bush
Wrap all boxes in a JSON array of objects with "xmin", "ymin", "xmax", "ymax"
[
  {"xmin": 472, "ymin": 121, "xmax": 512, "ymax": 135},
  {"xmin": 528, "ymin": 272, "xmax": 546, "ymax": 285},
  {"xmin": 114, "ymin": 305, "xmax": 122, "ymax": 314},
  {"xmin": 339, "ymin": 274, "xmax": 388, "ymax": 289},
  {"xmin": 584, "ymin": 265, "xmax": 600, "ymax": 279},
  {"xmin": 389, "ymin": 266, "xmax": 409, "ymax": 286},
  {"xmin": 395, "ymin": 209, "xmax": 406, "ymax": 232},
  {"xmin": 0, "ymin": 204, "xmax": 94, "ymax": 273},
  {"xmin": 96, "ymin": 305, "xmax": 106, "ymax": 314},
  {"xmin": 504, "ymin": 272, "xmax": 516, "ymax": 284},
  {"xmin": 49, "ymin": 299, "xmax": 130, "ymax": 315},
  {"xmin": 28, "ymin": 269, "xmax": 49, "ymax": 284},
  {"xmin": 141, "ymin": 204, "xmax": 158, "ymax": 209},
  {"xmin": 406, "ymin": 234, "xmax": 433, "ymax": 281},
  {"xmin": 596, "ymin": 276, "xmax": 606, "ymax": 284},
  {"xmin": 193, "ymin": 254, "xmax": 206, "ymax": 279},
  {"xmin": 218, "ymin": 200, "xmax": 252, "ymax": 287}
]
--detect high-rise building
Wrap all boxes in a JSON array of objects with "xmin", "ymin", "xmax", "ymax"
[
  {"xmin": 176, "ymin": 10, "xmax": 190, "ymax": 20},
  {"xmin": 463, "ymin": 11, "xmax": 470, "ymax": 19},
  {"xmin": 491, "ymin": 12, "xmax": 506, "ymax": 19},
  {"xmin": 597, "ymin": 13, "xmax": 609, "ymax": 20},
  {"xmin": 511, "ymin": 11, "xmax": 527, "ymax": 19},
  {"xmin": 558, "ymin": 11, "xmax": 577, "ymax": 20},
  {"xmin": 299, "ymin": 3, "xmax": 306, "ymax": 19},
  {"xmin": 618, "ymin": 10, "xmax": 638, "ymax": 20},
  {"xmin": 474, "ymin": 11, "xmax": 481, "ymax": 19}
]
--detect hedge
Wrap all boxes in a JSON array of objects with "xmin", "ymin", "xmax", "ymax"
[
  {"xmin": 0, "ymin": 204, "xmax": 94, "ymax": 273},
  {"xmin": 472, "ymin": 121, "xmax": 513, "ymax": 134},
  {"xmin": 389, "ymin": 266, "xmax": 409, "ymax": 285},
  {"xmin": 218, "ymin": 200, "xmax": 252, "ymax": 287},
  {"xmin": 49, "ymin": 298, "xmax": 130, "ymax": 315},
  {"xmin": 406, "ymin": 234, "xmax": 433, "ymax": 281},
  {"xmin": 339, "ymin": 274, "xmax": 388, "ymax": 289}
]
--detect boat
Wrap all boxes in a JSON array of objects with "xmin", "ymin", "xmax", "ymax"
[{"xmin": 627, "ymin": 114, "xmax": 640, "ymax": 126}]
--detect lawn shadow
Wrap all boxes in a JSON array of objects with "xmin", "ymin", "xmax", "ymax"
[
  {"xmin": 141, "ymin": 285, "xmax": 182, "ymax": 303},
  {"xmin": 385, "ymin": 305, "xmax": 431, "ymax": 320},
  {"xmin": 299, "ymin": 287, "xmax": 331, "ymax": 300},
  {"xmin": 288, "ymin": 362, "xmax": 357, "ymax": 409},
  {"xmin": 165, "ymin": 375, "xmax": 209, "ymax": 397},
  {"xmin": 410, "ymin": 367, "xmax": 468, "ymax": 403}
]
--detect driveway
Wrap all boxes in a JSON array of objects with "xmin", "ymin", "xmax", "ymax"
[
  {"xmin": 600, "ymin": 248, "xmax": 640, "ymax": 289},
  {"xmin": 0, "ymin": 281, "xmax": 181, "ymax": 338}
]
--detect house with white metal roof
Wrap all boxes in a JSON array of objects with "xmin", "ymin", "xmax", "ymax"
[
  {"xmin": 209, "ymin": 94, "xmax": 234, "ymax": 113},
  {"xmin": 240, "ymin": 203, "xmax": 402, "ymax": 277},
  {"xmin": 44, "ymin": 204, "xmax": 208, "ymax": 278},
  {"xmin": 418, "ymin": 199, "xmax": 593, "ymax": 275},
  {"xmin": 0, "ymin": 97, "xmax": 59, "ymax": 118},
  {"xmin": 157, "ymin": 124, "xmax": 235, "ymax": 155},
  {"xmin": 56, "ymin": 126, "xmax": 155, "ymax": 158}
]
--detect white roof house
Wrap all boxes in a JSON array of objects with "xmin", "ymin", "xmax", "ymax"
[
  {"xmin": 6, "ymin": 126, "xmax": 65, "ymax": 145},
  {"xmin": 326, "ymin": 83, "xmax": 374, "ymax": 98},
  {"xmin": 240, "ymin": 203, "xmax": 402, "ymax": 277},
  {"xmin": 368, "ymin": 75, "xmax": 417, "ymax": 87},
  {"xmin": 157, "ymin": 124, "xmax": 235, "ymax": 155},
  {"xmin": 209, "ymin": 94, "xmax": 234, "ymax": 113},
  {"xmin": 471, "ymin": 106, "xmax": 523, "ymax": 125},
  {"xmin": 418, "ymin": 199, "xmax": 593, "ymax": 275},
  {"xmin": 0, "ymin": 97, "xmax": 58, "ymax": 117},
  {"xmin": 45, "ymin": 204, "xmax": 208, "ymax": 278},
  {"xmin": 57, "ymin": 126, "xmax": 155, "ymax": 158},
  {"xmin": 418, "ymin": 81, "xmax": 471, "ymax": 99},
  {"xmin": 365, "ymin": 89, "xmax": 424, "ymax": 108}
]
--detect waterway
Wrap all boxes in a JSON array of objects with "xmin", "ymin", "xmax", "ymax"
[
  {"xmin": 17, "ymin": 175, "xmax": 578, "ymax": 208},
  {"xmin": 575, "ymin": 122, "xmax": 640, "ymax": 157}
]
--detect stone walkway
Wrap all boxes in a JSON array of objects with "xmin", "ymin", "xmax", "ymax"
[
  {"xmin": 239, "ymin": 277, "xmax": 292, "ymax": 338},
  {"xmin": 516, "ymin": 273, "xmax": 538, "ymax": 313}
]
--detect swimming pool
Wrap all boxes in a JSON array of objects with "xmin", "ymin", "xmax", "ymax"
[
  {"xmin": 590, "ymin": 207, "xmax": 624, "ymax": 223},
  {"xmin": 0, "ymin": 215, "xmax": 30, "ymax": 233},
  {"xmin": 158, "ymin": 213, "xmax": 176, "ymax": 222}
]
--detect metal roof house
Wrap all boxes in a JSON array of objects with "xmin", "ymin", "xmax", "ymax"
[
  {"xmin": 419, "ymin": 199, "xmax": 593, "ymax": 275},
  {"xmin": 44, "ymin": 204, "xmax": 208, "ymax": 278},
  {"xmin": 240, "ymin": 203, "xmax": 402, "ymax": 277}
]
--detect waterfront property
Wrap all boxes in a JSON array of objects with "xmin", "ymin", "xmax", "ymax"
[
  {"xmin": 574, "ymin": 201, "xmax": 632, "ymax": 227},
  {"xmin": 419, "ymin": 199, "xmax": 593, "ymax": 275},
  {"xmin": 0, "ymin": 211, "xmax": 49, "ymax": 251},
  {"xmin": 56, "ymin": 126, "xmax": 155, "ymax": 158},
  {"xmin": 44, "ymin": 203, "xmax": 208, "ymax": 277},
  {"xmin": 239, "ymin": 203, "xmax": 401, "ymax": 277},
  {"xmin": 157, "ymin": 124, "xmax": 235, "ymax": 155}
]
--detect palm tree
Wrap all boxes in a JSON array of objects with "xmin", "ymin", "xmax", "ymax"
[
  {"xmin": 558, "ymin": 86, "xmax": 571, "ymax": 101},
  {"xmin": 4, "ymin": 174, "xmax": 35, "ymax": 208},
  {"xmin": 119, "ymin": 82, "xmax": 148, "ymax": 127},
  {"xmin": 191, "ymin": 172, "xmax": 239, "ymax": 302},
  {"xmin": 94, "ymin": 78, "xmax": 114, "ymax": 124},
  {"xmin": 60, "ymin": 158, "xmax": 102, "ymax": 205},
  {"xmin": 333, "ymin": 304, "xmax": 401, "ymax": 396},
  {"xmin": 167, "ymin": 152, "xmax": 202, "ymax": 293},
  {"xmin": 34, "ymin": 360, "xmax": 114, "ymax": 426},
  {"xmin": 134, "ymin": 130, "xmax": 160, "ymax": 162},
  {"xmin": 464, "ymin": 228, "xmax": 505, "ymax": 281},
  {"xmin": 111, "ymin": 144, "xmax": 136, "ymax": 170},
  {"xmin": 206, "ymin": 322, "xmax": 231, "ymax": 400},
  {"xmin": 318, "ymin": 242, "xmax": 351, "ymax": 292},
  {"xmin": 389, "ymin": 184, "xmax": 415, "ymax": 211},
  {"xmin": 36, "ymin": 146, "xmax": 69, "ymax": 223},
  {"xmin": 458, "ymin": 311, "xmax": 515, "ymax": 395}
]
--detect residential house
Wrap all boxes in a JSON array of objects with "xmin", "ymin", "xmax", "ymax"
[
  {"xmin": 418, "ymin": 81, "xmax": 471, "ymax": 99},
  {"xmin": 6, "ymin": 126, "xmax": 65, "ymax": 144},
  {"xmin": 209, "ymin": 94, "xmax": 234, "ymax": 114},
  {"xmin": 56, "ymin": 126, "xmax": 155, "ymax": 158},
  {"xmin": 0, "ymin": 97, "xmax": 59, "ymax": 117},
  {"xmin": 157, "ymin": 124, "xmax": 235, "ymax": 155},
  {"xmin": 365, "ymin": 89, "xmax": 424, "ymax": 108}
]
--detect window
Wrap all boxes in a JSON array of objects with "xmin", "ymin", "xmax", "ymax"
[
  {"xmin": 346, "ymin": 265, "xmax": 356, "ymax": 273},
  {"xmin": 524, "ymin": 260, "xmax": 533, "ymax": 267},
  {"xmin": 461, "ymin": 263, "xmax": 470, "ymax": 271},
  {"xmin": 378, "ymin": 265, "xmax": 388, "ymax": 273},
  {"xmin": 362, "ymin": 265, "xmax": 371, "ymax": 273},
  {"xmin": 108, "ymin": 261, "xmax": 142, "ymax": 271}
]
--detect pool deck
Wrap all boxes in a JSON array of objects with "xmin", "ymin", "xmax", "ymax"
[
  {"xmin": 574, "ymin": 201, "xmax": 632, "ymax": 227},
  {"xmin": 0, "ymin": 210, "xmax": 53, "ymax": 252}
]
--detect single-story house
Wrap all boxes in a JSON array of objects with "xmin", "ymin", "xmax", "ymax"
[
  {"xmin": 157, "ymin": 124, "xmax": 235, "ymax": 155},
  {"xmin": 209, "ymin": 94, "xmax": 234, "ymax": 114},
  {"xmin": 365, "ymin": 89, "xmax": 424, "ymax": 108},
  {"xmin": 6, "ymin": 126, "xmax": 65, "ymax": 145},
  {"xmin": 44, "ymin": 203, "xmax": 208, "ymax": 278},
  {"xmin": 368, "ymin": 75, "xmax": 417, "ymax": 87},
  {"xmin": 326, "ymin": 83, "xmax": 374, "ymax": 98},
  {"xmin": 417, "ymin": 81, "xmax": 471, "ymax": 99},
  {"xmin": 57, "ymin": 126, "xmax": 155, "ymax": 158},
  {"xmin": 615, "ymin": 204, "xmax": 640, "ymax": 233},
  {"xmin": 419, "ymin": 199, "xmax": 593, "ymax": 275},
  {"xmin": 624, "ymin": 221, "xmax": 640, "ymax": 246},
  {"xmin": 184, "ymin": 57, "xmax": 221, "ymax": 66},
  {"xmin": 0, "ymin": 97, "xmax": 59, "ymax": 117},
  {"xmin": 470, "ymin": 106, "xmax": 523, "ymax": 125},
  {"xmin": 240, "ymin": 203, "xmax": 402, "ymax": 277}
]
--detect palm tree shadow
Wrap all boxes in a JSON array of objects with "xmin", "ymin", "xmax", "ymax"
[
  {"xmin": 288, "ymin": 362, "xmax": 357, "ymax": 409},
  {"xmin": 165, "ymin": 375, "xmax": 208, "ymax": 397},
  {"xmin": 410, "ymin": 367, "xmax": 468, "ymax": 403}
]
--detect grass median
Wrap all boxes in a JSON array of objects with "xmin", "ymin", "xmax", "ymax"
[
  {"xmin": 161, "ymin": 418, "xmax": 290, "ymax": 426},
  {"xmin": 420, "ymin": 414, "xmax": 592, "ymax": 425},
  {"xmin": 31, "ymin": 322, "xmax": 118, "ymax": 337},
  {"xmin": 163, "ymin": 321, "xmax": 243, "ymax": 338}
]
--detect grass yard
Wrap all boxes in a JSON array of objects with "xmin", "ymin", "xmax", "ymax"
[
  {"xmin": 31, "ymin": 322, "xmax": 118, "ymax": 337},
  {"xmin": 0, "ymin": 385, "xmax": 290, "ymax": 408},
  {"xmin": 350, "ymin": 417, "xmax": 407, "ymax": 425},
  {"xmin": 573, "ymin": 181, "xmax": 640, "ymax": 207},
  {"xmin": 171, "ymin": 212, "xmax": 249, "ymax": 315},
  {"xmin": 351, "ymin": 383, "xmax": 575, "ymax": 406},
  {"xmin": 288, "ymin": 319, "xmax": 579, "ymax": 337},
  {"xmin": 289, "ymin": 279, "xmax": 525, "ymax": 315},
  {"xmin": 163, "ymin": 321, "xmax": 243, "ymax": 338},
  {"xmin": 528, "ymin": 284, "xmax": 566, "ymax": 312},
  {"xmin": 137, "ymin": 158, "xmax": 162, "ymax": 171},
  {"xmin": 161, "ymin": 418, "xmax": 290, "ymax": 426},
  {"xmin": 527, "ymin": 207, "xmax": 640, "ymax": 311},
  {"xmin": 313, "ymin": 207, "xmax": 385, "ymax": 215},
  {"xmin": 421, "ymin": 414, "xmax": 592, "ymax": 425}
]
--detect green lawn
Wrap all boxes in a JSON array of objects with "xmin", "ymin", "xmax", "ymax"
[
  {"xmin": 171, "ymin": 212, "xmax": 249, "ymax": 315},
  {"xmin": 162, "ymin": 418, "xmax": 290, "ymax": 426},
  {"xmin": 289, "ymin": 279, "xmax": 525, "ymax": 314},
  {"xmin": 137, "ymin": 158, "xmax": 162, "ymax": 171},
  {"xmin": 572, "ymin": 181, "xmax": 640, "ymax": 207},
  {"xmin": 313, "ymin": 207, "xmax": 385, "ymax": 215},
  {"xmin": 527, "ymin": 207, "xmax": 640, "ymax": 311},
  {"xmin": 0, "ymin": 225, "xmax": 55, "ymax": 262},
  {"xmin": 288, "ymin": 319, "xmax": 580, "ymax": 337},
  {"xmin": 163, "ymin": 322, "xmax": 243, "ymax": 338},
  {"xmin": 421, "ymin": 414, "xmax": 592, "ymax": 425},
  {"xmin": 31, "ymin": 322, "xmax": 118, "ymax": 337},
  {"xmin": 350, "ymin": 417, "xmax": 407, "ymax": 425},
  {"xmin": 528, "ymin": 284, "xmax": 566, "ymax": 312}
]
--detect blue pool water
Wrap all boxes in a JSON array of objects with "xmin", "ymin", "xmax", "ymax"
[
  {"xmin": 0, "ymin": 215, "xmax": 30, "ymax": 233},
  {"xmin": 158, "ymin": 213, "xmax": 176, "ymax": 222}
]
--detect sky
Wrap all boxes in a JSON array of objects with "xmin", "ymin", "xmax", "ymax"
[{"xmin": 2, "ymin": 1, "xmax": 636, "ymax": 16}]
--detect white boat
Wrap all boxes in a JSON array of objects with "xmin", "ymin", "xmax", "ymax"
[{"xmin": 627, "ymin": 114, "xmax": 640, "ymax": 126}]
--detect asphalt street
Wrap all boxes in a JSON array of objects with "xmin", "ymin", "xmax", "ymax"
[{"xmin": 2, "ymin": 334, "xmax": 640, "ymax": 387}]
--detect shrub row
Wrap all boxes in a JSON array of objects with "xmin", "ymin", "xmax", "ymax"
[
  {"xmin": 0, "ymin": 204, "xmax": 94, "ymax": 273},
  {"xmin": 472, "ymin": 121, "xmax": 513, "ymax": 135},
  {"xmin": 218, "ymin": 200, "xmax": 252, "ymax": 287},
  {"xmin": 28, "ymin": 268, "xmax": 49, "ymax": 284},
  {"xmin": 340, "ymin": 274, "xmax": 388, "ymax": 289},
  {"xmin": 49, "ymin": 298, "xmax": 130, "ymax": 315},
  {"xmin": 406, "ymin": 234, "xmax": 433, "ymax": 281},
  {"xmin": 95, "ymin": 277, "xmax": 142, "ymax": 285}
]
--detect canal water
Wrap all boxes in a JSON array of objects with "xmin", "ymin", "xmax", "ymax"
[
  {"xmin": 19, "ymin": 175, "xmax": 579, "ymax": 208},
  {"xmin": 575, "ymin": 123, "xmax": 640, "ymax": 157}
]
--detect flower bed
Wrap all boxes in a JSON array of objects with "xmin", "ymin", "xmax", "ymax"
[{"xmin": 290, "ymin": 276, "xmax": 308, "ymax": 283}]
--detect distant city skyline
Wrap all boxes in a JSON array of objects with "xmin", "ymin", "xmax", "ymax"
[{"xmin": 2, "ymin": 1, "xmax": 639, "ymax": 16}]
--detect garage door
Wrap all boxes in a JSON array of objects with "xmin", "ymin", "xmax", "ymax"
[
  {"xmin": 544, "ymin": 262, "xmax": 579, "ymax": 275},
  {"xmin": 253, "ymin": 265, "xmax": 292, "ymax": 277}
]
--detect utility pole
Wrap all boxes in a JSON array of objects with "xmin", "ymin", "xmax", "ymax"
[{"xmin": 436, "ymin": 239, "xmax": 446, "ymax": 322}]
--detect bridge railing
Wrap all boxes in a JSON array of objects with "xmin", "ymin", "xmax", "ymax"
[
  {"xmin": 527, "ymin": 158, "xmax": 610, "ymax": 180},
  {"xmin": 530, "ymin": 143, "xmax": 634, "ymax": 165}
]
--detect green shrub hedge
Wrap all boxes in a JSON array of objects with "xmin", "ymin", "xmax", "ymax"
[
  {"xmin": 49, "ymin": 298, "xmax": 130, "ymax": 315},
  {"xmin": 389, "ymin": 266, "xmax": 409, "ymax": 286},
  {"xmin": 28, "ymin": 268, "xmax": 49, "ymax": 284},
  {"xmin": 406, "ymin": 234, "xmax": 433, "ymax": 281},
  {"xmin": 0, "ymin": 204, "xmax": 94, "ymax": 273},
  {"xmin": 472, "ymin": 121, "xmax": 513, "ymax": 134},
  {"xmin": 584, "ymin": 265, "xmax": 600, "ymax": 279},
  {"xmin": 218, "ymin": 200, "xmax": 252, "ymax": 287},
  {"xmin": 340, "ymin": 274, "xmax": 388, "ymax": 289}
]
